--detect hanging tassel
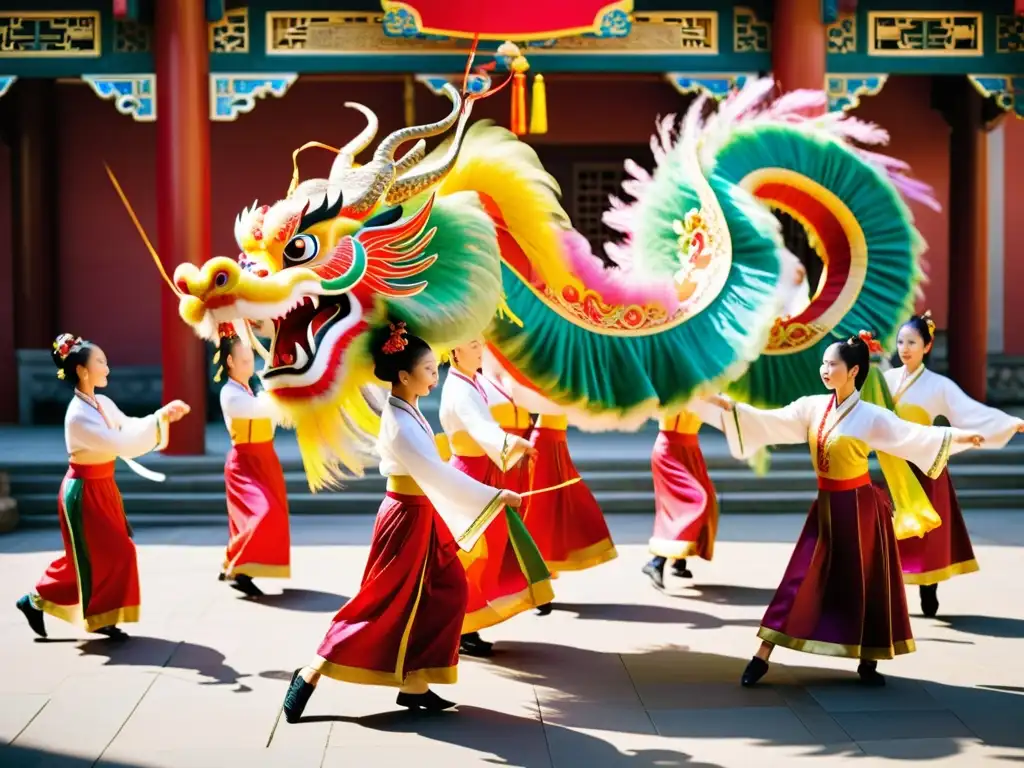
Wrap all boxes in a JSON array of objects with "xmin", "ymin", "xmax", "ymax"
[
  {"xmin": 529, "ymin": 73, "xmax": 548, "ymax": 135},
  {"xmin": 510, "ymin": 55, "xmax": 530, "ymax": 136}
]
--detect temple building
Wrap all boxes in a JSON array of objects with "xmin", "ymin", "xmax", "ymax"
[{"xmin": 1, "ymin": 1, "xmax": 1022, "ymax": 455}]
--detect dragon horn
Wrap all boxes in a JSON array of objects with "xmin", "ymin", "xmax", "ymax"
[
  {"xmin": 385, "ymin": 99, "xmax": 474, "ymax": 205},
  {"xmin": 342, "ymin": 84, "xmax": 464, "ymax": 214},
  {"xmin": 329, "ymin": 102, "xmax": 380, "ymax": 178}
]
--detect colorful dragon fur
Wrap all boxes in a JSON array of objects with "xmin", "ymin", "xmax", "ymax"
[
  {"xmin": 602, "ymin": 78, "xmax": 938, "ymax": 409},
  {"xmin": 170, "ymin": 77, "xmax": 932, "ymax": 490}
]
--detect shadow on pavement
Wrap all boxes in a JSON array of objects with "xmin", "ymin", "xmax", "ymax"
[
  {"xmin": 242, "ymin": 588, "xmax": 348, "ymax": 613},
  {"xmin": 297, "ymin": 706, "xmax": 726, "ymax": 767},
  {"xmin": 549, "ymin": 601, "xmax": 760, "ymax": 629},
  {"xmin": 937, "ymin": 614, "xmax": 1024, "ymax": 639},
  {"xmin": 77, "ymin": 637, "xmax": 251, "ymax": 691},
  {"xmin": 0, "ymin": 744, "xmax": 142, "ymax": 768},
  {"xmin": 679, "ymin": 583, "xmax": 779, "ymax": 606}
]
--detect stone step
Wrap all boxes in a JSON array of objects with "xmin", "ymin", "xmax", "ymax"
[
  {"xmin": 9, "ymin": 463, "xmax": 1024, "ymax": 498},
  {"xmin": 14, "ymin": 484, "xmax": 1024, "ymax": 527}
]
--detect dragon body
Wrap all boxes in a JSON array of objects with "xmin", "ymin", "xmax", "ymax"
[{"xmin": 171, "ymin": 79, "xmax": 930, "ymax": 489}]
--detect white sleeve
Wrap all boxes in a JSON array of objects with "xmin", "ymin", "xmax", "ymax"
[
  {"xmin": 391, "ymin": 425, "xmax": 505, "ymax": 551},
  {"xmin": 452, "ymin": 392, "xmax": 528, "ymax": 471},
  {"xmin": 864, "ymin": 405, "xmax": 958, "ymax": 480},
  {"xmin": 939, "ymin": 377, "xmax": 1021, "ymax": 450},
  {"xmin": 688, "ymin": 398, "xmax": 727, "ymax": 432},
  {"xmin": 720, "ymin": 398, "xmax": 813, "ymax": 460},
  {"xmin": 70, "ymin": 408, "xmax": 169, "ymax": 459},
  {"xmin": 220, "ymin": 385, "xmax": 277, "ymax": 421}
]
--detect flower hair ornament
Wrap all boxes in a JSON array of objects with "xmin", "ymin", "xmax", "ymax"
[
  {"xmin": 212, "ymin": 323, "xmax": 240, "ymax": 383},
  {"xmin": 857, "ymin": 330, "xmax": 884, "ymax": 355},
  {"xmin": 382, "ymin": 322, "xmax": 409, "ymax": 355},
  {"xmin": 920, "ymin": 310, "xmax": 936, "ymax": 338},
  {"xmin": 53, "ymin": 333, "xmax": 83, "ymax": 379}
]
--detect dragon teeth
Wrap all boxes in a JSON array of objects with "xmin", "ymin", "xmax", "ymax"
[{"xmin": 293, "ymin": 344, "xmax": 309, "ymax": 370}]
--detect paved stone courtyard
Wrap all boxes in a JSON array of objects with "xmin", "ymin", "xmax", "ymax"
[{"xmin": 1, "ymin": 512, "xmax": 1023, "ymax": 767}]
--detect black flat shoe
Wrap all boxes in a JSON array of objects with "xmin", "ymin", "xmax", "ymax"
[
  {"xmin": 230, "ymin": 574, "xmax": 265, "ymax": 598},
  {"xmin": 16, "ymin": 595, "xmax": 47, "ymax": 638},
  {"xmin": 857, "ymin": 660, "xmax": 886, "ymax": 687},
  {"xmin": 94, "ymin": 625, "xmax": 130, "ymax": 641},
  {"xmin": 741, "ymin": 657, "xmax": 769, "ymax": 687},
  {"xmin": 459, "ymin": 632, "xmax": 493, "ymax": 657},
  {"xmin": 397, "ymin": 690, "xmax": 456, "ymax": 711},
  {"xmin": 535, "ymin": 602, "xmax": 553, "ymax": 616},
  {"xmin": 671, "ymin": 559, "xmax": 694, "ymax": 579},
  {"xmin": 283, "ymin": 668, "xmax": 316, "ymax": 723},
  {"xmin": 919, "ymin": 584, "xmax": 939, "ymax": 618},
  {"xmin": 642, "ymin": 558, "xmax": 666, "ymax": 590}
]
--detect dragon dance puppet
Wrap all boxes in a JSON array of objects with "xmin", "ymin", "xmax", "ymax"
[{"xmin": 167, "ymin": 77, "xmax": 934, "ymax": 501}]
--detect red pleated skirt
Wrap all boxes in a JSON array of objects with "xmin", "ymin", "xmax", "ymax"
[
  {"xmin": 314, "ymin": 493, "xmax": 466, "ymax": 687},
  {"xmin": 649, "ymin": 432, "xmax": 718, "ymax": 561},
  {"xmin": 450, "ymin": 454, "xmax": 554, "ymax": 633},
  {"xmin": 758, "ymin": 479, "xmax": 915, "ymax": 660},
  {"xmin": 34, "ymin": 462, "xmax": 140, "ymax": 632},
  {"xmin": 897, "ymin": 466, "xmax": 979, "ymax": 585},
  {"xmin": 524, "ymin": 427, "xmax": 616, "ymax": 572},
  {"xmin": 223, "ymin": 442, "xmax": 291, "ymax": 579}
]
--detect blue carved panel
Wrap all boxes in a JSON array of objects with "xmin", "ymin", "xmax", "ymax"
[
  {"xmin": 0, "ymin": 75, "xmax": 16, "ymax": 99},
  {"xmin": 665, "ymin": 73, "xmax": 752, "ymax": 98},
  {"xmin": 969, "ymin": 75, "xmax": 1024, "ymax": 119},
  {"xmin": 81, "ymin": 74, "xmax": 156, "ymax": 122},
  {"xmin": 210, "ymin": 74, "xmax": 298, "ymax": 121}
]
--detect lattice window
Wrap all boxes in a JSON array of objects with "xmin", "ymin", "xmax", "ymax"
[{"xmin": 572, "ymin": 162, "xmax": 627, "ymax": 257}]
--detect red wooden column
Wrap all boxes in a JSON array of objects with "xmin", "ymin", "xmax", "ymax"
[
  {"xmin": 12, "ymin": 79, "xmax": 57, "ymax": 351},
  {"xmin": 155, "ymin": 1, "xmax": 209, "ymax": 453},
  {"xmin": 943, "ymin": 77, "xmax": 989, "ymax": 401},
  {"xmin": 772, "ymin": 0, "xmax": 827, "ymax": 104}
]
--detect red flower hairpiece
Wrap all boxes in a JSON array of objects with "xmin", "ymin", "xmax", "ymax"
[
  {"xmin": 217, "ymin": 322, "xmax": 238, "ymax": 340},
  {"xmin": 858, "ymin": 330, "xmax": 883, "ymax": 354},
  {"xmin": 53, "ymin": 333, "xmax": 83, "ymax": 362},
  {"xmin": 382, "ymin": 322, "xmax": 409, "ymax": 355}
]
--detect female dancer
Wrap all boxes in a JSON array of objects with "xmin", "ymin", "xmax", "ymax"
[
  {"xmin": 642, "ymin": 410, "xmax": 717, "ymax": 589},
  {"xmin": 281, "ymin": 324, "xmax": 521, "ymax": 721},
  {"xmin": 478, "ymin": 364, "xmax": 616, "ymax": 605},
  {"xmin": 705, "ymin": 335, "xmax": 982, "ymax": 687},
  {"xmin": 441, "ymin": 337, "xmax": 552, "ymax": 656},
  {"xmin": 887, "ymin": 312, "xmax": 1023, "ymax": 617},
  {"xmin": 16, "ymin": 333, "xmax": 189, "ymax": 639},
  {"xmin": 524, "ymin": 410, "xmax": 616, "ymax": 589},
  {"xmin": 215, "ymin": 329, "xmax": 290, "ymax": 597}
]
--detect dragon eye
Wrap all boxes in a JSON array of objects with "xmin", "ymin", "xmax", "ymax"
[{"xmin": 283, "ymin": 234, "xmax": 319, "ymax": 265}]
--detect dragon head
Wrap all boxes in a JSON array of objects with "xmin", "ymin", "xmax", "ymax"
[{"xmin": 172, "ymin": 85, "xmax": 491, "ymax": 486}]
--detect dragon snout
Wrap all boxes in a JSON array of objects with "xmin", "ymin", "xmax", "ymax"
[
  {"xmin": 173, "ymin": 257, "xmax": 248, "ymax": 328},
  {"xmin": 173, "ymin": 257, "xmax": 242, "ymax": 301}
]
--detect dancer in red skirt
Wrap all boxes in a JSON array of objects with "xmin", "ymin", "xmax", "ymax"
[
  {"xmin": 215, "ymin": 328, "xmax": 290, "ymax": 597},
  {"xmin": 16, "ymin": 333, "xmax": 190, "ymax": 640},
  {"xmin": 707, "ymin": 335, "xmax": 983, "ymax": 687},
  {"xmin": 886, "ymin": 312, "xmax": 1023, "ymax": 617},
  {"xmin": 642, "ymin": 410, "xmax": 717, "ymax": 589},
  {"xmin": 521, "ymin": 412, "xmax": 616, "ymax": 589},
  {"xmin": 282, "ymin": 324, "xmax": 520, "ymax": 721},
  {"xmin": 440, "ymin": 337, "xmax": 552, "ymax": 657}
]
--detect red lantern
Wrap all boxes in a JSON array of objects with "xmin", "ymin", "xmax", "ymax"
[{"xmin": 380, "ymin": 0, "xmax": 632, "ymax": 40}]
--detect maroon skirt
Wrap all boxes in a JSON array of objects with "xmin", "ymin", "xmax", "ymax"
[
  {"xmin": 313, "ymin": 492, "xmax": 467, "ymax": 687},
  {"xmin": 223, "ymin": 442, "xmax": 291, "ymax": 580},
  {"xmin": 897, "ymin": 466, "xmax": 978, "ymax": 585},
  {"xmin": 758, "ymin": 477, "xmax": 914, "ymax": 660}
]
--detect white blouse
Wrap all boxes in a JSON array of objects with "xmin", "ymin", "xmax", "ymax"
[
  {"xmin": 378, "ymin": 396, "xmax": 505, "ymax": 551},
  {"xmin": 884, "ymin": 366, "xmax": 1021, "ymax": 449},
  {"xmin": 709, "ymin": 392, "xmax": 970, "ymax": 480},
  {"xmin": 439, "ymin": 368, "xmax": 528, "ymax": 470},
  {"xmin": 65, "ymin": 393, "xmax": 169, "ymax": 481},
  {"xmin": 219, "ymin": 379, "xmax": 278, "ymax": 432}
]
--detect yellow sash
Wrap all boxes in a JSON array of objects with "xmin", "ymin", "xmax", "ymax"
[
  {"xmin": 537, "ymin": 414, "xmax": 568, "ymax": 430},
  {"xmin": 449, "ymin": 431, "xmax": 487, "ymax": 458},
  {"xmin": 386, "ymin": 475, "xmax": 425, "ymax": 495},
  {"xmin": 229, "ymin": 418, "xmax": 274, "ymax": 445}
]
